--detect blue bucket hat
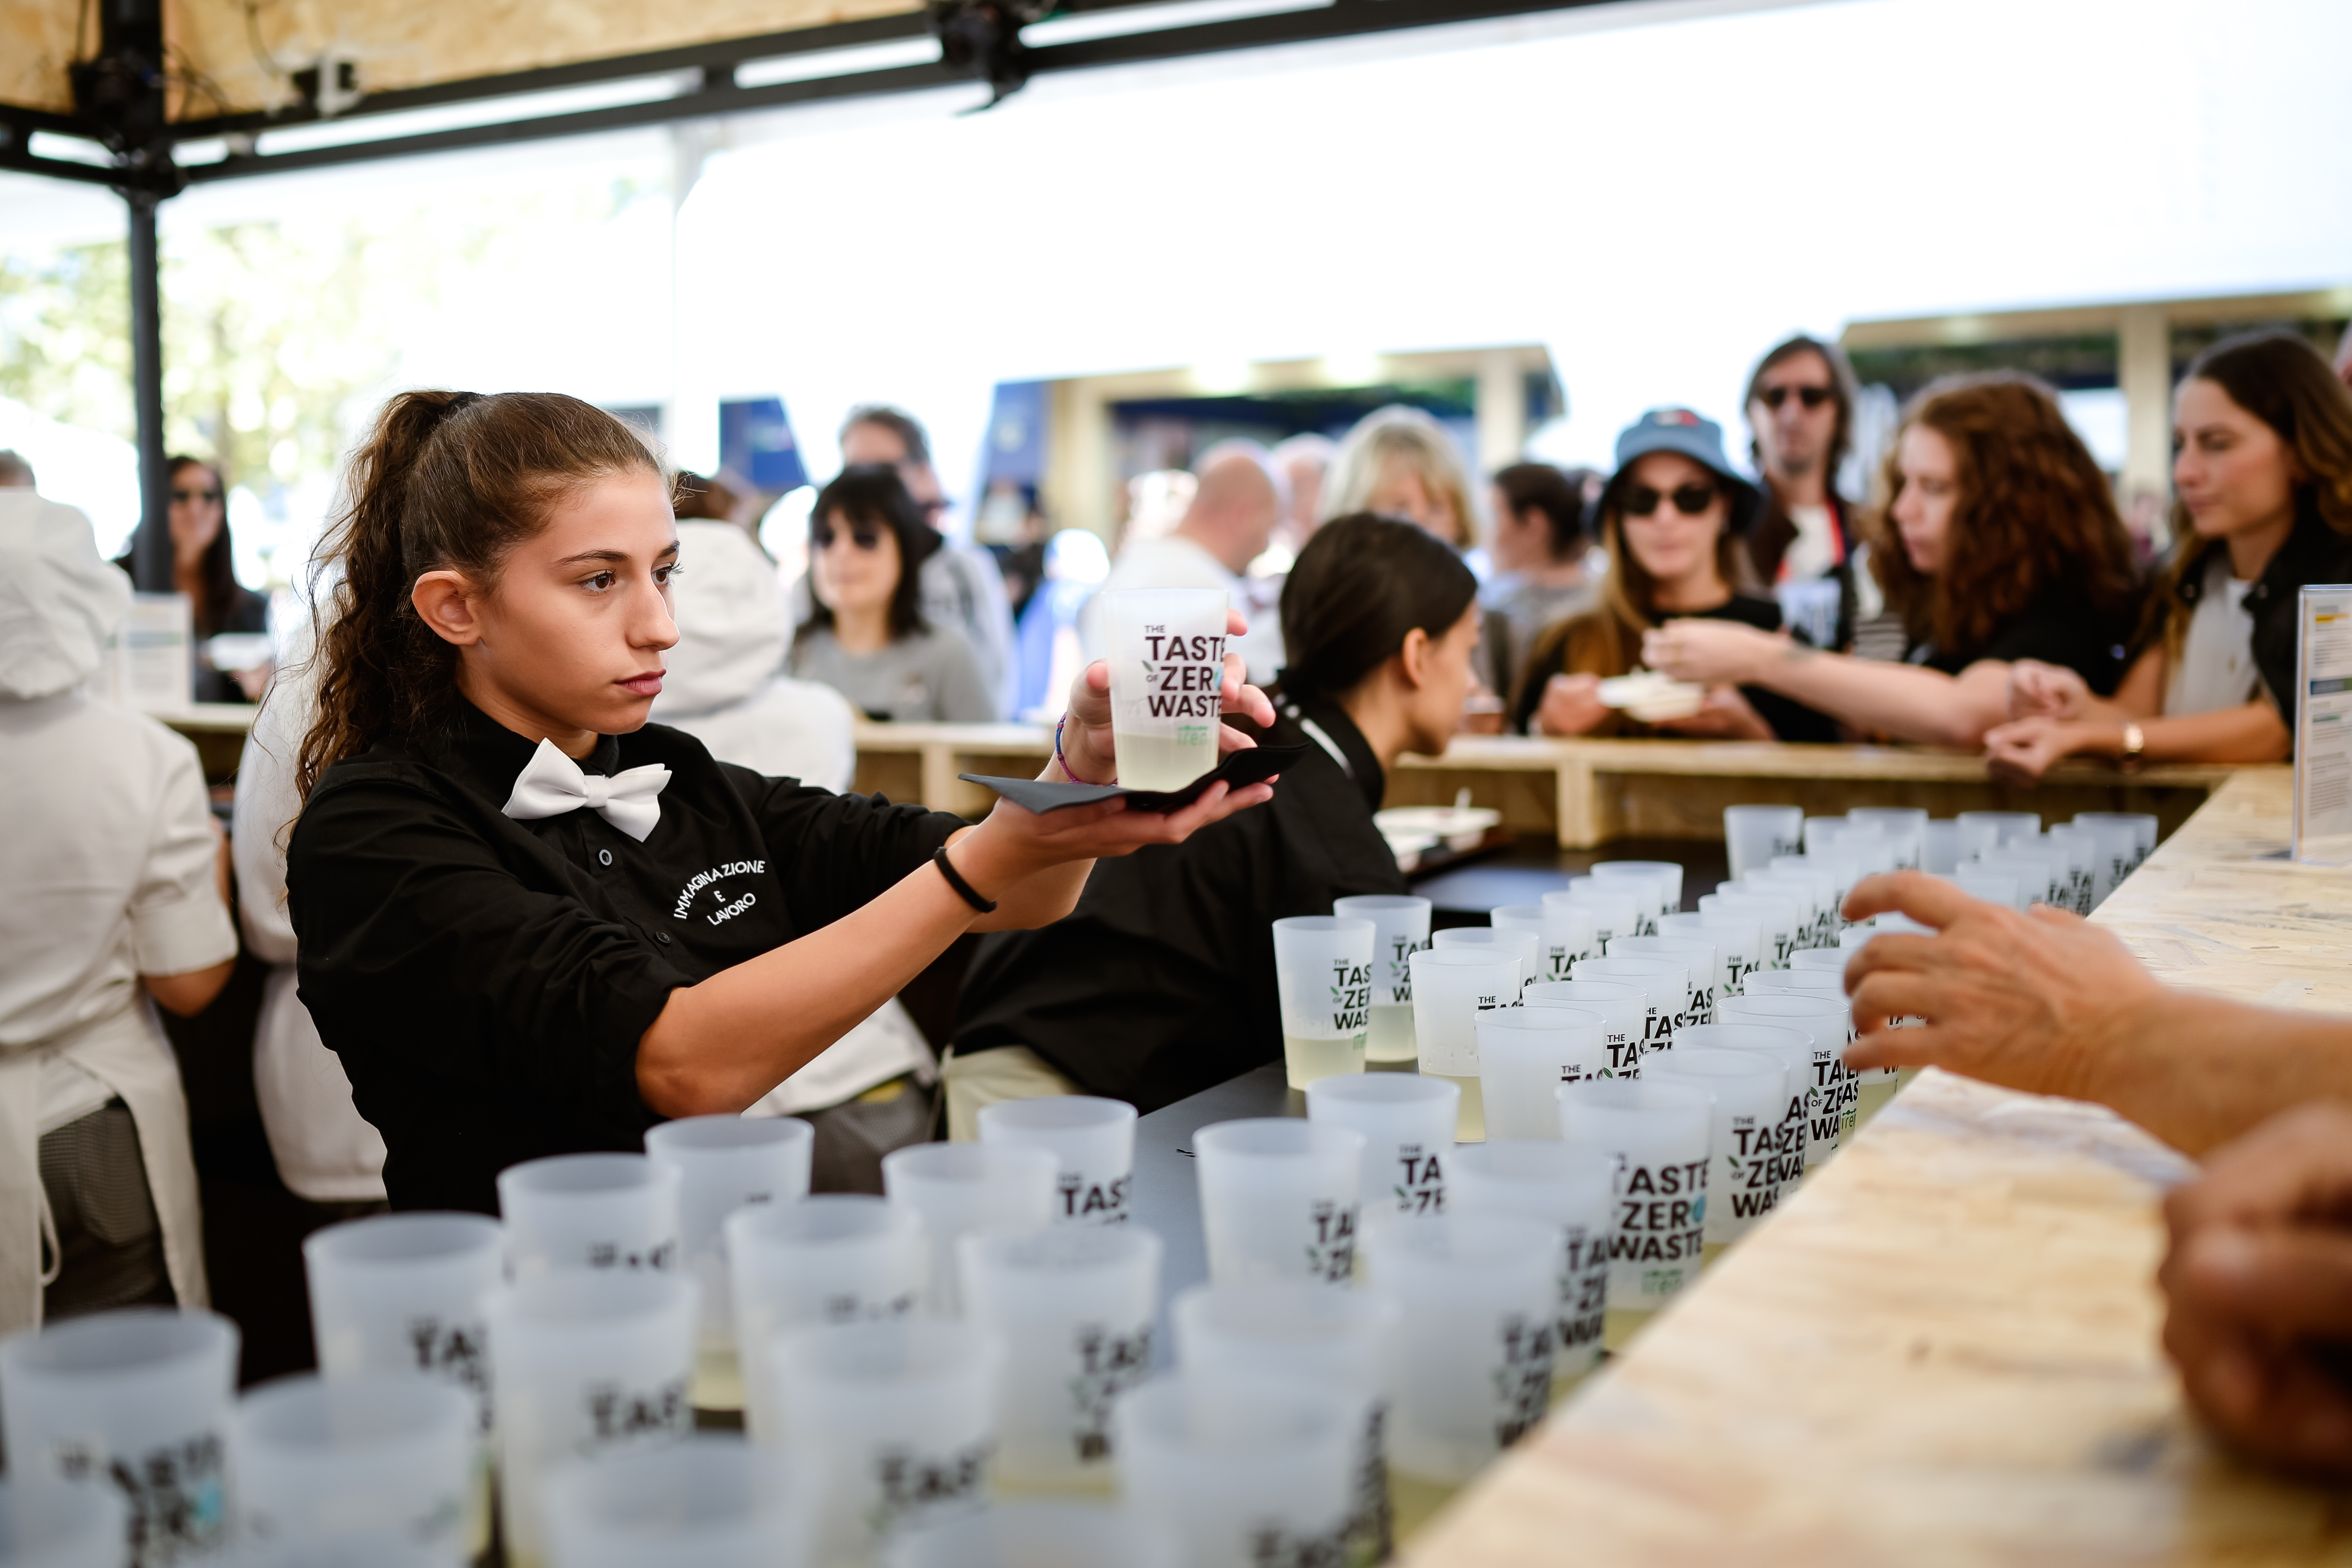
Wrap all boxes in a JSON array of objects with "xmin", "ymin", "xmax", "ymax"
[{"xmin": 1605, "ymin": 407, "xmax": 1763, "ymax": 533}]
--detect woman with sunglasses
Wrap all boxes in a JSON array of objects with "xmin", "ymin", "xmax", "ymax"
[
  {"xmin": 787, "ymin": 465, "xmax": 996, "ymax": 723},
  {"xmin": 1646, "ymin": 375, "xmax": 2142, "ymax": 748},
  {"xmin": 113, "ymin": 456, "xmax": 270, "ymax": 702},
  {"xmin": 1510, "ymin": 409, "xmax": 1836, "ymax": 741}
]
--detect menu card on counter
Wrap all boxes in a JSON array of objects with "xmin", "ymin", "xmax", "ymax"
[{"xmin": 2293, "ymin": 585, "xmax": 2352, "ymax": 864}]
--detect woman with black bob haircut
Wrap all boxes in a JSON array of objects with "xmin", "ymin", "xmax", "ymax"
[
  {"xmin": 950, "ymin": 513, "xmax": 1482, "ymax": 1125},
  {"xmin": 284, "ymin": 390, "xmax": 1273, "ymax": 1211},
  {"xmin": 788, "ymin": 463, "xmax": 995, "ymax": 722}
]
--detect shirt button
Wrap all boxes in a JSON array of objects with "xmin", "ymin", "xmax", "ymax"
[
  {"xmin": 599, "ymin": 849, "xmax": 613, "ymax": 866},
  {"xmin": 655, "ymin": 932, "xmax": 671, "ymax": 945}
]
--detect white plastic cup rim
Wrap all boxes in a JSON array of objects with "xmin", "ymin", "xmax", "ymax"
[
  {"xmin": 496, "ymin": 1269, "xmax": 695, "ymax": 1328},
  {"xmin": 1524, "ymin": 979, "xmax": 1644, "ymax": 1003},
  {"xmin": 1644, "ymin": 1047, "xmax": 1787, "ymax": 1087},
  {"xmin": 0, "ymin": 1305, "xmax": 237, "ymax": 1382},
  {"xmin": 1194, "ymin": 1119, "xmax": 1365, "ymax": 1162},
  {"xmin": 1555, "ymin": 1078, "xmax": 1710, "ymax": 1115},
  {"xmin": 499, "ymin": 1151, "xmax": 673, "ymax": 1200},
  {"xmin": 1479, "ymin": 1006, "xmax": 1601, "ymax": 1034},
  {"xmin": 1332, "ymin": 895, "xmax": 1430, "ymax": 913},
  {"xmin": 1117, "ymin": 1375, "xmax": 1354, "ymax": 1454},
  {"xmin": 1274, "ymin": 915, "xmax": 1374, "ymax": 935},
  {"xmin": 1448, "ymin": 1141, "xmax": 1613, "ymax": 1190},
  {"xmin": 1303, "ymin": 1074, "xmax": 1458, "ymax": 1110},
  {"xmin": 774, "ymin": 1317, "xmax": 1004, "ymax": 1388},
  {"xmin": 1361, "ymin": 1210, "xmax": 1560, "ymax": 1267},
  {"xmin": 976, "ymin": 1097, "xmax": 1137, "ymax": 1136},
  {"xmin": 234, "ymin": 1370, "xmax": 473, "ymax": 1453},
  {"xmin": 304, "ymin": 1211, "xmax": 503, "ymax": 1271},
  {"xmin": 645, "ymin": 1115, "xmax": 814, "ymax": 1157},
  {"xmin": 882, "ymin": 1142, "xmax": 1061, "ymax": 1189},
  {"xmin": 727, "ymin": 1193, "xmax": 915, "ymax": 1250}
]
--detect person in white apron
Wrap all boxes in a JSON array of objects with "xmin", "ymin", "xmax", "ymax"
[{"xmin": 0, "ymin": 492, "xmax": 237, "ymax": 1333}]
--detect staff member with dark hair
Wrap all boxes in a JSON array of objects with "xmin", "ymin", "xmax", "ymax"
[
  {"xmin": 114, "ymin": 456, "xmax": 270, "ymax": 702},
  {"xmin": 285, "ymin": 390, "xmax": 1274, "ymax": 1213},
  {"xmin": 949, "ymin": 514, "xmax": 1482, "ymax": 1127}
]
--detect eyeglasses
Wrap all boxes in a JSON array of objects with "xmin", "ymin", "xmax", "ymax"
[
  {"xmin": 171, "ymin": 488, "xmax": 222, "ymax": 504},
  {"xmin": 1623, "ymin": 483, "xmax": 1718, "ymax": 518},
  {"xmin": 811, "ymin": 522, "xmax": 886, "ymax": 552},
  {"xmin": 1758, "ymin": 385, "xmax": 1835, "ymax": 411}
]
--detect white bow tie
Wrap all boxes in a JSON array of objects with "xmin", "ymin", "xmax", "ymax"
[{"xmin": 501, "ymin": 738, "xmax": 672, "ymax": 842}]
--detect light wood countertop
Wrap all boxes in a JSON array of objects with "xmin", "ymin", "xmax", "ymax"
[{"xmin": 1407, "ymin": 765, "xmax": 2352, "ymax": 1565}]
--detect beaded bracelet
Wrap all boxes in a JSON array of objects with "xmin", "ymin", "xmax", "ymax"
[{"xmin": 1054, "ymin": 714, "xmax": 1113, "ymax": 787}]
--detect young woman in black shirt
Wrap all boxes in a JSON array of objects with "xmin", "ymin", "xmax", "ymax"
[
  {"xmin": 283, "ymin": 391, "xmax": 1273, "ymax": 1212},
  {"xmin": 1646, "ymin": 374, "xmax": 2142, "ymax": 747},
  {"xmin": 951, "ymin": 515, "xmax": 1480, "ymax": 1118}
]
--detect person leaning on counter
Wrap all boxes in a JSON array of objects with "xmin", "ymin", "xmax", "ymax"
[{"xmin": 283, "ymin": 390, "xmax": 1276, "ymax": 1214}]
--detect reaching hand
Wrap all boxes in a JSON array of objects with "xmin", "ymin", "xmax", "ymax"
[
  {"xmin": 2160, "ymin": 1104, "xmax": 2352, "ymax": 1476},
  {"xmin": 1983, "ymin": 715, "xmax": 2091, "ymax": 786},
  {"xmin": 1058, "ymin": 608, "xmax": 1277, "ymax": 784},
  {"xmin": 1641, "ymin": 619, "xmax": 1787, "ymax": 687},
  {"xmin": 2007, "ymin": 659, "xmax": 2091, "ymax": 722},
  {"xmin": 1535, "ymin": 672, "xmax": 1609, "ymax": 737}
]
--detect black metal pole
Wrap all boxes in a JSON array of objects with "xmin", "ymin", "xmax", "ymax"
[{"xmin": 125, "ymin": 186, "xmax": 171, "ymax": 592}]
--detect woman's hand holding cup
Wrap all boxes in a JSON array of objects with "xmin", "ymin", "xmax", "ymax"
[{"xmin": 1059, "ymin": 607, "xmax": 1277, "ymax": 784}]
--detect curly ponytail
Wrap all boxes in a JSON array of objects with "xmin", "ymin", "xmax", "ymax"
[{"xmin": 295, "ymin": 390, "xmax": 659, "ymax": 800}]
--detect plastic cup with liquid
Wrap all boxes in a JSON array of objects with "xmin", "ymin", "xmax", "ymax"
[
  {"xmin": 498, "ymin": 1153, "xmax": 682, "ymax": 1278},
  {"xmin": 977, "ymin": 1097, "xmax": 1140, "ymax": 1227},
  {"xmin": 1671, "ymin": 1023, "xmax": 1812, "ymax": 1193},
  {"xmin": 233, "ymin": 1373, "xmax": 473, "ymax": 1561},
  {"xmin": 1445, "ymin": 1143, "xmax": 1613, "ymax": 1386},
  {"xmin": 0, "ymin": 1309, "xmax": 239, "ymax": 1568},
  {"xmin": 487, "ymin": 1271, "xmax": 698, "ymax": 1568},
  {"xmin": 1362, "ymin": 1213, "xmax": 1560, "ymax": 1484},
  {"xmin": 1724, "ymin": 805, "xmax": 1804, "ymax": 882},
  {"xmin": 1408, "ymin": 947, "xmax": 1521, "ymax": 1142},
  {"xmin": 1101, "ymin": 587, "xmax": 1228, "ymax": 791},
  {"xmin": 644, "ymin": 1115, "xmax": 813, "ymax": 1411},
  {"xmin": 957, "ymin": 1226, "xmax": 1161, "ymax": 1490},
  {"xmin": 1554, "ymin": 1080, "xmax": 1710, "ymax": 1345},
  {"xmin": 1169, "ymin": 1283, "xmax": 1399, "ymax": 1568},
  {"xmin": 1845, "ymin": 809, "xmax": 1927, "ymax": 869},
  {"xmin": 1193, "ymin": 1120, "xmax": 1365, "ymax": 1286},
  {"xmin": 1643, "ymin": 1048, "xmax": 1790, "ymax": 1253},
  {"xmin": 1333, "ymin": 894, "xmax": 1431, "ymax": 1064},
  {"xmin": 542, "ymin": 1434, "xmax": 811, "ymax": 1568},
  {"xmin": 0, "ymin": 1475, "xmax": 124, "ymax": 1568},
  {"xmin": 882, "ymin": 1144, "xmax": 1058, "ymax": 1316},
  {"xmin": 1720, "ymin": 990, "xmax": 1849, "ymax": 1158},
  {"xmin": 1572, "ymin": 954, "xmax": 1688, "ymax": 1057},
  {"xmin": 1522, "ymin": 980, "xmax": 1647, "ymax": 1080},
  {"xmin": 770, "ymin": 1319, "xmax": 1003, "ymax": 1563},
  {"xmin": 1115, "ymin": 1375, "xmax": 1357, "ymax": 1568},
  {"xmin": 1490, "ymin": 902, "xmax": 1596, "ymax": 986},
  {"xmin": 1548, "ymin": 884, "xmax": 1637, "ymax": 948},
  {"xmin": 1271, "ymin": 916, "xmax": 1375, "ymax": 1089},
  {"xmin": 1306, "ymin": 1073, "xmax": 1458, "ymax": 1218},
  {"xmin": 885, "ymin": 1502, "xmax": 1175, "ymax": 1568},
  {"xmin": 1609, "ymin": 933, "xmax": 1720, "ymax": 1024},
  {"xmin": 1476, "ymin": 1008, "xmax": 1606, "ymax": 1140},
  {"xmin": 726, "ymin": 1196, "xmax": 924, "ymax": 1444}
]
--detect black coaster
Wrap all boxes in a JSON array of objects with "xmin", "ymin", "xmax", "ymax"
[{"xmin": 961, "ymin": 742, "xmax": 1307, "ymax": 814}]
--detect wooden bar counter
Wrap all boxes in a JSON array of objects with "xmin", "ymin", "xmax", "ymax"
[{"xmin": 1406, "ymin": 764, "xmax": 2352, "ymax": 1567}]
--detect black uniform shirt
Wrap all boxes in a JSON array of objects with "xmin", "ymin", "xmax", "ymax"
[
  {"xmin": 952, "ymin": 696, "xmax": 1407, "ymax": 1113},
  {"xmin": 287, "ymin": 699, "xmax": 963, "ymax": 1214},
  {"xmin": 1907, "ymin": 589, "xmax": 2139, "ymax": 696}
]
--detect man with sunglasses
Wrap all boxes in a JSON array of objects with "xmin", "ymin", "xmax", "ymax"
[{"xmin": 1743, "ymin": 337, "xmax": 1870, "ymax": 656}]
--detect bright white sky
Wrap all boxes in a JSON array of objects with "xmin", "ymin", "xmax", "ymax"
[{"xmin": 3, "ymin": 0, "xmax": 2349, "ymax": 545}]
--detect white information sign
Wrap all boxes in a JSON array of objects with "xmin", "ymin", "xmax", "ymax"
[{"xmin": 2292, "ymin": 585, "xmax": 2352, "ymax": 864}]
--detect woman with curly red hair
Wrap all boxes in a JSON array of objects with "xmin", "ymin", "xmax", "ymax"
[{"xmin": 1644, "ymin": 372, "xmax": 2142, "ymax": 747}]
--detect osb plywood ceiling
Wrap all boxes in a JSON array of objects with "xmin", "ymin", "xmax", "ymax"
[{"xmin": 3, "ymin": 0, "xmax": 926, "ymax": 117}]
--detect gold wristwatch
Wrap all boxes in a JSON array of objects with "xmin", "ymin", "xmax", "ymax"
[{"xmin": 2120, "ymin": 721, "xmax": 2145, "ymax": 771}]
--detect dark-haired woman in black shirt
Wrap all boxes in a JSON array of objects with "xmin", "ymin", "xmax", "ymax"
[{"xmin": 949, "ymin": 514, "xmax": 1482, "ymax": 1123}]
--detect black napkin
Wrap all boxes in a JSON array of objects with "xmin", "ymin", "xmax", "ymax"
[{"xmin": 960, "ymin": 743, "xmax": 1306, "ymax": 814}]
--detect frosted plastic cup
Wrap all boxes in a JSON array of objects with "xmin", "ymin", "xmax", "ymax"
[
  {"xmin": 305, "ymin": 1212, "xmax": 503, "ymax": 1430},
  {"xmin": 1567, "ymin": 875, "xmax": 1656, "ymax": 937},
  {"xmin": 1193, "ymin": 1120, "xmax": 1364, "ymax": 1286},
  {"xmin": 1408, "ymin": 948, "xmax": 1521, "ymax": 1142},
  {"xmin": 1724, "ymin": 806, "xmax": 1804, "ymax": 881},
  {"xmin": 1823, "ymin": 825, "xmax": 1897, "ymax": 878},
  {"xmin": 1168, "ymin": 1284, "xmax": 1399, "ymax": 1568},
  {"xmin": 1977, "ymin": 849, "xmax": 2068, "ymax": 911},
  {"xmin": 487, "ymin": 1271, "xmax": 698, "ymax": 1568},
  {"xmin": 0, "ymin": 1476, "xmax": 124, "ymax": 1568},
  {"xmin": 1845, "ymin": 808, "xmax": 1927, "ymax": 869},
  {"xmin": 1102, "ymin": 587, "xmax": 1227, "ymax": 791},
  {"xmin": 1668, "ymin": 1023, "xmax": 1812, "ymax": 1193},
  {"xmin": 1270, "ymin": 916, "xmax": 1375, "ymax": 1088},
  {"xmin": 1701, "ymin": 890, "xmax": 1799, "ymax": 969},
  {"xmin": 233, "ymin": 1373, "xmax": 472, "ymax": 1558},
  {"xmin": 542, "ymin": 1435, "xmax": 810, "ymax": 1568},
  {"xmin": 1115, "ymin": 1375, "xmax": 1357, "ymax": 1568},
  {"xmin": 886, "ymin": 1502, "xmax": 1176, "ymax": 1568},
  {"xmin": 1444, "ymin": 1144, "xmax": 1613, "ymax": 1385},
  {"xmin": 1554, "ymin": 1081, "xmax": 1710, "ymax": 1340},
  {"xmin": 2075, "ymin": 810, "xmax": 2157, "ymax": 872},
  {"xmin": 1740, "ymin": 869, "xmax": 1831, "ymax": 952},
  {"xmin": 1752, "ymin": 968, "xmax": 1888, "ymax": 1123},
  {"xmin": 498, "ymin": 1153, "xmax": 682, "ymax": 1277},
  {"xmin": 881, "ymin": 1143, "xmax": 1059, "ymax": 1315},
  {"xmin": 1489, "ymin": 902, "xmax": 1596, "ymax": 985},
  {"xmin": 1522, "ymin": 981, "xmax": 1647, "ymax": 1079},
  {"xmin": 1957, "ymin": 809, "xmax": 2040, "ymax": 847},
  {"xmin": 1572, "ymin": 955, "xmax": 1688, "ymax": 1055},
  {"xmin": 2070, "ymin": 816, "xmax": 2141, "ymax": 904},
  {"xmin": 1643, "ymin": 1049, "xmax": 1790, "ymax": 1250},
  {"xmin": 956, "ymin": 1226, "xmax": 1161, "ymax": 1490},
  {"xmin": 1431, "ymin": 925, "xmax": 1540, "ymax": 987},
  {"xmin": 1362, "ymin": 1214, "xmax": 1559, "ymax": 1483},
  {"xmin": 771, "ymin": 1319, "xmax": 1004, "ymax": 1562},
  {"xmin": 1801, "ymin": 814, "xmax": 1848, "ymax": 855},
  {"xmin": 0, "ymin": 1309, "xmax": 239, "ymax": 1568},
  {"xmin": 1719, "ymin": 993, "xmax": 1848, "ymax": 1159},
  {"xmin": 2039, "ymin": 827, "xmax": 2099, "ymax": 914},
  {"xmin": 644, "ymin": 1115, "xmax": 813, "ymax": 1409},
  {"xmin": 1954, "ymin": 868, "xmax": 2025, "ymax": 912},
  {"xmin": 1920, "ymin": 821, "xmax": 1965, "ymax": 875},
  {"xmin": 1334, "ymin": 894, "xmax": 1431, "ymax": 1064},
  {"xmin": 1591, "ymin": 860, "xmax": 1683, "ymax": 919},
  {"xmin": 1609, "ymin": 934, "xmax": 1720, "ymax": 1024},
  {"xmin": 1477, "ymin": 1008, "xmax": 1606, "ymax": 1139},
  {"xmin": 726, "ymin": 1196, "xmax": 924, "ymax": 1444},
  {"xmin": 977, "ymin": 1097, "xmax": 1139, "ymax": 1226},
  {"xmin": 1664, "ymin": 911, "xmax": 1762, "ymax": 993},
  {"xmin": 1548, "ymin": 884, "xmax": 1635, "ymax": 947},
  {"xmin": 1776, "ymin": 849, "xmax": 1860, "ymax": 909},
  {"xmin": 1306, "ymin": 1074, "xmax": 1458, "ymax": 1218}
]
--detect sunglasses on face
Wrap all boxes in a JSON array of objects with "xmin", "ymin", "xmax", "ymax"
[
  {"xmin": 1758, "ymin": 384, "xmax": 1835, "ymax": 411},
  {"xmin": 1623, "ymin": 483, "xmax": 1718, "ymax": 518},
  {"xmin": 172, "ymin": 488, "xmax": 222, "ymax": 504},
  {"xmin": 812, "ymin": 522, "xmax": 886, "ymax": 552}
]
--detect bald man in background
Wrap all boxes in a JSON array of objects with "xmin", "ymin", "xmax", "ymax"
[{"xmin": 1085, "ymin": 440, "xmax": 1287, "ymax": 685}]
